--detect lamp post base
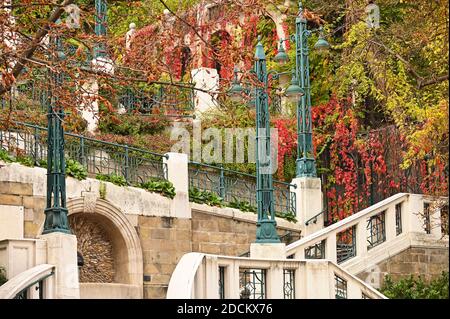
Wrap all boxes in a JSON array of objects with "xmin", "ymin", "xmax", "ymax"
[
  {"xmin": 255, "ymin": 219, "xmax": 281, "ymax": 243},
  {"xmin": 42, "ymin": 207, "xmax": 71, "ymax": 235}
]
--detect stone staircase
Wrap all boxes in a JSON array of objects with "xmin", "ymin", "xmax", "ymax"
[
  {"xmin": 285, "ymin": 193, "xmax": 449, "ymax": 288},
  {"xmin": 166, "ymin": 192, "xmax": 448, "ymax": 299}
]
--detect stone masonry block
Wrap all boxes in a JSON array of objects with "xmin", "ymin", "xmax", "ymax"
[
  {"xmin": 0, "ymin": 182, "xmax": 33, "ymax": 196},
  {"xmin": 0, "ymin": 194, "xmax": 23, "ymax": 206},
  {"xmin": 144, "ymin": 286, "xmax": 167, "ymax": 299},
  {"xmin": 22, "ymin": 196, "xmax": 45, "ymax": 211},
  {"xmin": 174, "ymin": 229, "xmax": 191, "ymax": 241},
  {"xmin": 151, "ymin": 229, "xmax": 170, "ymax": 240},
  {"xmin": 199, "ymin": 243, "xmax": 221, "ymax": 254}
]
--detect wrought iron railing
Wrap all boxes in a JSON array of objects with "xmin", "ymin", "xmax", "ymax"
[
  {"xmin": 0, "ymin": 74, "xmax": 195, "ymax": 118},
  {"xmin": 336, "ymin": 225, "xmax": 357, "ymax": 264},
  {"xmin": 366, "ymin": 211, "xmax": 386, "ymax": 250},
  {"xmin": 114, "ymin": 85, "xmax": 195, "ymax": 117},
  {"xmin": 283, "ymin": 269, "xmax": 295, "ymax": 299},
  {"xmin": 188, "ymin": 161, "xmax": 296, "ymax": 216},
  {"xmin": 304, "ymin": 240, "xmax": 326, "ymax": 259},
  {"xmin": 0, "ymin": 122, "xmax": 168, "ymax": 183},
  {"xmin": 239, "ymin": 268, "xmax": 266, "ymax": 299},
  {"xmin": 1, "ymin": 78, "xmax": 49, "ymax": 112}
]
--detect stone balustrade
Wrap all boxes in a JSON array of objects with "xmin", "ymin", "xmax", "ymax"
[
  {"xmin": 166, "ymin": 252, "xmax": 386, "ymax": 299},
  {"xmin": 286, "ymin": 193, "xmax": 447, "ymax": 275}
]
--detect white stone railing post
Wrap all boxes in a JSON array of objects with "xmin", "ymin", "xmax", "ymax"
[
  {"xmin": 164, "ymin": 152, "xmax": 191, "ymax": 219},
  {"xmin": 38, "ymin": 233, "xmax": 80, "ymax": 299},
  {"xmin": 229, "ymin": 262, "xmax": 240, "ymax": 299},
  {"xmin": 356, "ymin": 221, "xmax": 367, "ymax": 258},
  {"xmin": 267, "ymin": 264, "xmax": 284, "ymax": 299},
  {"xmin": 385, "ymin": 204, "xmax": 396, "ymax": 241},
  {"xmin": 326, "ymin": 233, "xmax": 337, "ymax": 263},
  {"xmin": 405, "ymin": 194, "xmax": 425, "ymax": 233},
  {"xmin": 204, "ymin": 255, "xmax": 219, "ymax": 299},
  {"xmin": 291, "ymin": 177, "xmax": 323, "ymax": 236}
]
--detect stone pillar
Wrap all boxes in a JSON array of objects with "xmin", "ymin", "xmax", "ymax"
[
  {"xmin": 250, "ymin": 243, "xmax": 286, "ymax": 259},
  {"xmin": 38, "ymin": 232, "xmax": 80, "ymax": 299},
  {"xmin": 191, "ymin": 67, "xmax": 219, "ymax": 115},
  {"xmin": 79, "ymin": 78, "xmax": 99, "ymax": 134},
  {"xmin": 291, "ymin": 177, "xmax": 323, "ymax": 236},
  {"xmin": 164, "ymin": 152, "xmax": 190, "ymax": 219}
]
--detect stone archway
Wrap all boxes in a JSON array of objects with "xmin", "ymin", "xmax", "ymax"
[{"xmin": 38, "ymin": 197, "xmax": 143, "ymax": 298}]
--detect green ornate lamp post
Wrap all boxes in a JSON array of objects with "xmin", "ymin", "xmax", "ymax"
[
  {"xmin": 42, "ymin": 31, "xmax": 70, "ymax": 234},
  {"xmin": 229, "ymin": 38, "xmax": 303, "ymax": 243},
  {"xmin": 275, "ymin": 1, "xmax": 330, "ymax": 178},
  {"xmin": 94, "ymin": 0, "xmax": 108, "ymax": 58}
]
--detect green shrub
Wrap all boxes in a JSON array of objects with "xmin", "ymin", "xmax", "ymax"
[
  {"xmin": 275, "ymin": 211, "xmax": 298, "ymax": 223},
  {"xmin": 38, "ymin": 159, "xmax": 47, "ymax": 167},
  {"xmin": 380, "ymin": 272, "xmax": 449, "ymax": 299},
  {"xmin": 0, "ymin": 266, "xmax": 7, "ymax": 286},
  {"xmin": 189, "ymin": 187, "xmax": 223, "ymax": 207},
  {"xmin": 98, "ymin": 114, "xmax": 169, "ymax": 136},
  {"xmin": 0, "ymin": 149, "xmax": 13, "ymax": 162},
  {"xmin": 227, "ymin": 200, "xmax": 257, "ymax": 213},
  {"xmin": 16, "ymin": 155, "xmax": 34, "ymax": 167},
  {"xmin": 65, "ymin": 159, "xmax": 88, "ymax": 180},
  {"xmin": 95, "ymin": 173, "xmax": 128, "ymax": 186},
  {"xmin": 140, "ymin": 178, "xmax": 176, "ymax": 199}
]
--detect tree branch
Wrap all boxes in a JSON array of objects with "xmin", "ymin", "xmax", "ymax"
[
  {"xmin": 0, "ymin": 0, "xmax": 74, "ymax": 96},
  {"xmin": 418, "ymin": 74, "xmax": 449, "ymax": 89},
  {"xmin": 368, "ymin": 39, "xmax": 449, "ymax": 89}
]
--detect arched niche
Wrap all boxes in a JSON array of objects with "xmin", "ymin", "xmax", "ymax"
[{"xmin": 38, "ymin": 197, "xmax": 143, "ymax": 295}]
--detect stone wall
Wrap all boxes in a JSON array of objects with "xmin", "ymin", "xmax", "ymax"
[
  {"xmin": 0, "ymin": 181, "xmax": 45, "ymax": 239},
  {"xmin": 191, "ymin": 211, "xmax": 300, "ymax": 257},
  {"xmin": 357, "ymin": 246, "xmax": 449, "ymax": 288},
  {"xmin": 138, "ymin": 216, "xmax": 192, "ymax": 299}
]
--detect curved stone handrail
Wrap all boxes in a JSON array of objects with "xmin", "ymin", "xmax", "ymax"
[
  {"xmin": 286, "ymin": 193, "xmax": 409, "ymax": 256},
  {"xmin": 0, "ymin": 264, "xmax": 55, "ymax": 299},
  {"xmin": 166, "ymin": 252, "xmax": 206, "ymax": 299}
]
